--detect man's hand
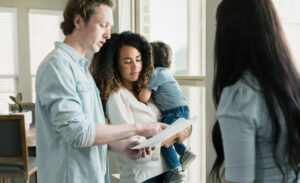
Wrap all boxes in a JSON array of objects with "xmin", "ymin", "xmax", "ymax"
[
  {"xmin": 108, "ymin": 139, "xmax": 156, "ymax": 160},
  {"xmin": 136, "ymin": 122, "xmax": 168, "ymax": 138}
]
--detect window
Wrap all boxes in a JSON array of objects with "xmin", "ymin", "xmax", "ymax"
[
  {"xmin": 0, "ymin": 8, "xmax": 18, "ymax": 114},
  {"xmin": 29, "ymin": 9, "xmax": 64, "ymax": 101},
  {"xmin": 140, "ymin": 0, "xmax": 188, "ymax": 75},
  {"xmin": 273, "ymin": 0, "xmax": 300, "ymax": 71},
  {"xmin": 136, "ymin": 0, "xmax": 206, "ymax": 182},
  {"xmin": 136, "ymin": 0, "xmax": 205, "ymax": 76}
]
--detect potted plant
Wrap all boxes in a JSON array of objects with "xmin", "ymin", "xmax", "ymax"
[
  {"xmin": 10, "ymin": 92, "xmax": 23, "ymax": 112},
  {"xmin": 9, "ymin": 92, "xmax": 32, "ymax": 129}
]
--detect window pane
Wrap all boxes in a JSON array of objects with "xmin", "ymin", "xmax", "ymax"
[
  {"xmin": 0, "ymin": 9, "xmax": 18, "ymax": 75},
  {"xmin": 29, "ymin": 9, "xmax": 64, "ymax": 76},
  {"xmin": 140, "ymin": 0, "xmax": 188, "ymax": 75},
  {"xmin": 0, "ymin": 8, "xmax": 18, "ymax": 114},
  {"xmin": 29, "ymin": 9, "xmax": 64, "ymax": 101},
  {"xmin": 273, "ymin": 0, "xmax": 300, "ymax": 71}
]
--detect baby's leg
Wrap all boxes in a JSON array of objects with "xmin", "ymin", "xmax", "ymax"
[
  {"xmin": 161, "ymin": 145, "xmax": 181, "ymax": 169},
  {"xmin": 161, "ymin": 146, "xmax": 186, "ymax": 182}
]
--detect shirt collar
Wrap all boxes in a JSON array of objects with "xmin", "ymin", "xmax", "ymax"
[{"xmin": 55, "ymin": 42, "xmax": 90, "ymax": 68}]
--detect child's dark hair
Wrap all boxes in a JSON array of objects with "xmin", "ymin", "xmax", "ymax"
[{"xmin": 151, "ymin": 41, "xmax": 172, "ymax": 68}]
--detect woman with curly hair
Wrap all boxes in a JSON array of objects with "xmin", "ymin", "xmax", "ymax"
[{"xmin": 90, "ymin": 31, "xmax": 170, "ymax": 183}]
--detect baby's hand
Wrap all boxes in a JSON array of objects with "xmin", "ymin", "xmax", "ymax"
[{"xmin": 138, "ymin": 88, "xmax": 152, "ymax": 103}]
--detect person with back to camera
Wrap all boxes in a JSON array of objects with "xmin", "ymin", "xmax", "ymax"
[
  {"xmin": 210, "ymin": 0, "xmax": 300, "ymax": 183},
  {"xmin": 138, "ymin": 41, "xmax": 196, "ymax": 183}
]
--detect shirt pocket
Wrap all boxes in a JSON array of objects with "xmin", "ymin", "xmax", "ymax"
[{"xmin": 76, "ymin": 82, "xmax": 92, "ymax": 113}]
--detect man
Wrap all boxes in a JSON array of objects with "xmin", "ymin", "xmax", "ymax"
[{"xmin": 35, "ymin": 0, "xmax": 167, "ymax": 182}]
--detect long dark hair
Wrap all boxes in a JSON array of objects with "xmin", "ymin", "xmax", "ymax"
[
  {"xmin": 211, "ymin": 0, "xmax": 300, "ymax": 182},
  {"xmin": 90, "ymin": 31, "xmax": 153, "ymax": 109}
]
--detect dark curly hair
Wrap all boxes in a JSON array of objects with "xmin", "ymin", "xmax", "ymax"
[{"xmin": 90, "ymin": 31, "xmax": 154, "ymax": 108}]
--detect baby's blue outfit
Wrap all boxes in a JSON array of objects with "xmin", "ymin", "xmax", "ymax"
[
  {"xmin": 217, "ymin": 71, "xmax": 300, "ymax": 183},
  {"xmin": 147, "ymin": 67, "xmax": 189, "ymax": 169}
]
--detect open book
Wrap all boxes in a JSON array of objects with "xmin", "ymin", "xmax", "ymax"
[{"xmin": 131, "ymin": 116, "xmax": 198, "ymax": 149}]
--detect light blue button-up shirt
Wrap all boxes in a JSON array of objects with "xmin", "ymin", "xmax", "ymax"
[{"xmin": 35, "ymin": 42, "xmax": 109, "ymax": 183}]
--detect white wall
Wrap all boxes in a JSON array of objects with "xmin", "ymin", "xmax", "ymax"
[{"xmin": 205, "ymin": 0, "xmax": 221, "ymax": 182}]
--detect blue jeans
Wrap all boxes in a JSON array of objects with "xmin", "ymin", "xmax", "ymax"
[
  {"xmin": 143, "ymin": 172, "xmax": 166, "ymax": 183},
  {"xmin": 161, "ymin": 106, "xmax": 189, "ymax": 169}
]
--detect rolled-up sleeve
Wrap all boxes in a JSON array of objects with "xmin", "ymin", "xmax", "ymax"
[
  {"xmin": 217, "ymin": 84, "xmax": 259, "ymax": 182},
  {"xmin": 37, "ymin": 58, "xmax": 94, "ymax": 147},
  {"xmin": 72, "ymin": 121, "xmax": 95, "ymax": 148}
]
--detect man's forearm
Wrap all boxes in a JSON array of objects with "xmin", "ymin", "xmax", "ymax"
[
  {"xmin": 92, "ymin": 123, "xmax": 140, "ymax": 146},
  {"xmin": 92, "ymin": 121, "xmax": 167, "ymax": 146}
]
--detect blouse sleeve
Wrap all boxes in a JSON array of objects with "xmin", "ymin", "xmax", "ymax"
[{"xmin": 217, "ymin": 83, "xmax": 260, "ymax": 183}]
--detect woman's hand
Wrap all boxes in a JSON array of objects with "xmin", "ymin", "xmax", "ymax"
[
  {"xmin": 108, "ymin": 139, "xmax": 156, "ymax": 160},
  {"xmin": 139, "ymin": 146, "xmax": 156, "ymax": 158}
]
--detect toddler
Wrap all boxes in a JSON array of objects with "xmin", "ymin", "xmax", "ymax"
[{"xmin": 138, "ymin": 41, "xmax": 196, "ymax": 183}]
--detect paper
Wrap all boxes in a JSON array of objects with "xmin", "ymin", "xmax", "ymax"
[{"xmin": 131, "ymin": 116, "xmax": 198, "ymax": 149}]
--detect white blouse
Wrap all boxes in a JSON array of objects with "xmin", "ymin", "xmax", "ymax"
[{"xmin": 106, "ymin": 87, "xmax": 168, "ymax": 183}]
